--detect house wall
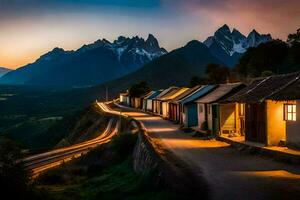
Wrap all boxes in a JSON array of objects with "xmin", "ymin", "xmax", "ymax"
[
  {"xmin": 120, "ymin": 95, "xmax": 125, "ymax": 103},
  {"xmin": 207, "ymin": 104, "xmax": 213, "ymax": 131},
  {"xmin": 197, "ymin": 103, "xmax": 206, "ymax": 130},
  {"xmin": 286, "ymin": 100, "xmax": 300, "ymax": 149},
  {"xmin": 266, "ymin": 100, "xmax": 286, "ymax": 146},
  {"xmin": 146, "ymin": 99, "xmax": 153, "ymax": 111},
  {"xmin": 162, "ymin": 102, "xmax": 169, "ymax": 118},
  {"xmin": 220, "ymin": 103, "xmax": 236, "ymax": 134}
]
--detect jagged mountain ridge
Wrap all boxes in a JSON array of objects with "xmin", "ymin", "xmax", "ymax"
[
  {"xmin": 204, "ymin": 24, "xmax": 272, "ymax": 66},
  {"xmin": 0, "ymin": 34, "xmax": 167, "ymax": 87},
  {"xmin": 0, "ymin": 67, "xmax": 12, "ymax": 78}
]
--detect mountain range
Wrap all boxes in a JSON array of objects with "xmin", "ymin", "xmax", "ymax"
[
  {"xmin": 204, "ymin": 24, "xmax": 272, "ymax": 66},
  {"xmin": 0, "ymin": 67, "xmax": 12, "ymax": 78},
  {"xmin": 0, "ymin": 24, "xmax": 272, "ymax": 88},
  {"xmin": 0, "ymin": 34, "xmax": 166, "ymax": 87}
]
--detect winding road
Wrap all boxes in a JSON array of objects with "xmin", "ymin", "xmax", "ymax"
[
  {"xmin": 23, "ymin": 104, "xmax": 119, "ymax": 177},
  {"xmin": 109, "ymin": 103, "xmax": 300, "ymax": 200}
]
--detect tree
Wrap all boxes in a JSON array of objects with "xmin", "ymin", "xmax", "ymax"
[
  {"xmin": 287, "ymin": 28, "xmax": 300, "ymax": 45},
  {"xmin": 205, "ymin": 63, "xmax": 230, "ymax": 84},
  {"xmin": 190, "ymin": 76, "xmax": 207, "ymax": 87},
  {"xmin": 235, "ymin": 40, "xmax": 288, "ymax": 77},
  {"xmin": 0, "ymin": 137, "xmax": 30, "ymax": 198},
  {"xmin": 129, "ymin": 81, "xmax": 152, "ymax": 97}
]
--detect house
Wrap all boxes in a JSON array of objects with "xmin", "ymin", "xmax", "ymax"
[
  {"xmin": 119, "ymin": 92, "xmax": 130, "ymax": 106},
  {"xmin": 154, "ymin": 87, "xmax": 189, "ymax": 118},
  {"xmin": 152, "ymin": 87, "xmax": 179, "ymax": 115},
  {"xmin": 269, "ymin": 77, "xmax": 300, "ymax": 149},
  {"xmin": 223, "ymin": 72, "xmax": 300, "ymax": 146},
  {"xmin": 130, "ymin": 91, "xmax": 153, "ymax": 109},
  {"xmin": 142, "ymin": 90, "xmax": 163, "ymax": 111},
  {"xmin": 169, "ymin": 85, "xmax": 203, "ymax": 122},
  {"xmin": 195, "ymin": 83, "xmax": 246, "ymax": 135},
  {"xmin": 177, "ymin": 85, "xmax": 216, "ymax": 127}
]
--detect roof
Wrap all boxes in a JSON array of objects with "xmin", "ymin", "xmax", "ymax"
[
  {"xmin": 195, "ymin": 83, "xmax": 245, "ymax": 104},
  {"xmin": 224, "ymin": 72, "xmax": 300, "ymax": 103},
  {"xmin": 270, "ymin": 78, "xmax": 300, "ymax": 100},
  {"xmin": 144, "ymin": 90, "xmax": 163, "ymax": 100},
  {"xmin": 120, "ymin": 92, "xmax": 129, "ymax": 96},
  {"xmin": 179, "ymin": 85, "xmax": 217, "ymax": 105},
  {"xmin": 157, "ymin": 87, "xmax": 189, "ymax": 101},
  {"xmin": 153, "ymin": 86, "xmax": 178, "ymax": 100},
  {"xmin": 170, "ymin": 85, "xmax": 203, "ymax": 104}
]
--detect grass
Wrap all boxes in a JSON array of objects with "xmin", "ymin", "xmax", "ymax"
[{"xmin": 35, "ymin": 132, "xmax": 176, "ymax": 200}]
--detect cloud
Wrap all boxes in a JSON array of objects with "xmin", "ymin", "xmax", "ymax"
[{"xmin": 169, "ymin": 0, "xmax": 300, "ymax": 39}]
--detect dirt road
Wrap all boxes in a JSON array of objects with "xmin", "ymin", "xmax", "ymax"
[{"xmin": 112, "ymin": 104, "xmax": 300, "ymax": 200}]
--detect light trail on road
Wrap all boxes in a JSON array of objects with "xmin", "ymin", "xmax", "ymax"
[{"xmin": 23, "ymin": 102, "xmax": 119, "ymax": 177}]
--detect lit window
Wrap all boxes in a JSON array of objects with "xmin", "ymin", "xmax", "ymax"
[{"xmin": 284, "ymin": 104, "xmax": 296, "ymax": 121}]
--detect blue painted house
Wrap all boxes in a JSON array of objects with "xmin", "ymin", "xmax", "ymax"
[{"xmin": 177, "ymin": 85, "xmax": 216, "ymax": 127}]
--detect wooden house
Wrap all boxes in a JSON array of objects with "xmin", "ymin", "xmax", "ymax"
[
  {"xmin": 153, "ymin": 87, "xmax": 179, "ymax": 114},
  {"xmin": 155, "ymin": 87, "xmax": 189, "ymax": 118},
  {"xmin": 223, "ymin": 72, "xmax": 300, "ymax": 146},
  {"xmin": 178, "ymin": 85, "xmax": 216, "ymax": 127},
  {"xmin": 169, "ymin": 85, "xmax": 203, "ymax": 122},
  {"xmin": 142, "ymin": 90, "xmax": 162, "ymax": 111},
  {"xmin": 195, "ymin": 83, "xmax": 245, "ymax": 135},
  {"xmin": 119, "ymin": 92, "xmax": 130, "ymax": 106},
  {"xmin": 269, "ymin": 77, "xmax": 300, "ymax": 149}
]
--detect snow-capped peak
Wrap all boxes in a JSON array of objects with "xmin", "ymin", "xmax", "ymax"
[{"xmin": 204, "ymin": 24, "xmax": 272, "ymax": 56}]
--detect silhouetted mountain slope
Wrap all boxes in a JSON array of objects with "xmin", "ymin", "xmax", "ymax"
[
  {"xmin": 0, "ymin": 34, "xmax": 166, "ymax": 87},
  {"xmin": 0, "ymin": 67, "xmax": 12, "ymax": 77}
]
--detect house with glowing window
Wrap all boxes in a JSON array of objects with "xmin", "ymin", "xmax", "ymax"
[
  {"xmin": 195, "ymin": 83, "xmax": 245, "ymax": 135},
  {"xmin": 222, "ymin": 72, "xmax": 300, "ymax": 147},
  {"xmin": 269, "ymin": 77, "xmax": 300, "ymax": 149}
]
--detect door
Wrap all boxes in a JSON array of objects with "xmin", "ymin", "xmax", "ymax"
[
  {"xmin": 245, "ymin": 103, "xmax": 266, "ymax": 144},
  {"xmin": 212, "ymin": 105, "xmax": 220, "ymax": 135},
  {"xmin": 187, "ymin": 104, "xmax": 198, "ymax": 127}
]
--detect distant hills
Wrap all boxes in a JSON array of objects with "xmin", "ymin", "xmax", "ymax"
[
  {"xmin": 0, "ymin": 67, "xmax": 12, "ymax": 78},
  {"xmin": 204, "ymin": 24, "xmax": 272, "ymax": 66},
  {"xmin": 0, "ymin": 34, "xmax": 166, "ymax": 87}
]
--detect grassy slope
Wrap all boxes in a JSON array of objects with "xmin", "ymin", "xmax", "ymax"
[{"xmin": 35, "ymin": 132, "xmax": 177, "ymax": 200}]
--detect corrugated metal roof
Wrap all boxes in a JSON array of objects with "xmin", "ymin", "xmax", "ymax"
[
  {"xmin": 225, "ymin": 72, "xmax": 300, "ymax": 103},
  {"xmin": 158, "ymin": 87, "xmax": 189, "ymax": 101},
  {"xmin": 144, "ymin": 90, "xmax": 163, "ymax": 100},
  {"xmin": 196, "ymin": 83, "xmax": 245, "ymax": 103},
  {"xmin": 270, "ymin": 78, "xmax": 300, "ymax": 100},
  {"xmin": 179, "ymin": 85, "xmax": 217, "ymax": 105},
  {"xmin": 153, "ymin": 86, "xmax": 178, "ymax": 100},
  {"xmin": 170, "ymin": 85, "xmax": 203, "ymax": 103}
]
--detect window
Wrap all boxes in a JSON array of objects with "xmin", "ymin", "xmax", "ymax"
[{"xmin": 284, "ymin": 104, "xmax": 296, "ymax": 121}]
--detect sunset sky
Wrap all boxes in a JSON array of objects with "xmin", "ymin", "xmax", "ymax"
[{"xmin": 1, "ymin": 0, "xmax": 300, "ymax": 69}]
